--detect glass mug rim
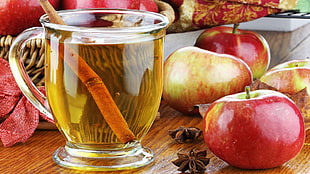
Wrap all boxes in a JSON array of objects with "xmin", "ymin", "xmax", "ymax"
[{"xmin": 39, "ymin": 8, "xmax": 170, "ymax": 34}]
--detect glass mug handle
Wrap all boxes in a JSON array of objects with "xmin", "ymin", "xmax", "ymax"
[{"xmin": 9, "ymin": 27, "xmax": 53, "ymax": 121}]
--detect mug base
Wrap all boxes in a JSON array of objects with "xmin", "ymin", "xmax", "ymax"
[{"xmin": 52, "ymin": 143, "xmax": 154, "ymax": 171}]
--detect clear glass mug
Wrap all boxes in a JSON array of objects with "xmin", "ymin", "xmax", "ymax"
[{"xmin": 9, "ymin": 9, "xmax": 168, "ymax": 171}]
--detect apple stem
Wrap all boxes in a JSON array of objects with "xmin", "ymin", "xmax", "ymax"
[
  {"xmin": 245, "ymin": 86, "xmax": 251, "ymax": 99},
  {"xmin": 233, "ymin": 23, "xmax": 239, "ymax": 34}
]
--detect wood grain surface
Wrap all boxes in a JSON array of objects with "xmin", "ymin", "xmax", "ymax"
[{"xmin": 0, "ymin": 102, "xmax": 309, "ymax": 174}]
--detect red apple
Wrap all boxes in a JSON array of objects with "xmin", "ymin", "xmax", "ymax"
[
  {"xmin": 202, "ymin": 89, "xmax": 305, "ymax": 169},
  {"xmin": 195, "ymin": 25, "xmax": 270, "ymax": 79},
  {"xmin": 140, "ymin": 0, "xmax": 158, "ymax": 12},
  {"xmin": 163, "ymin": 46, "xmax": 252, "ymax": 114},
  {"xmin": 0, "ymin": 0, "xmax": 60, "ymax": 35},
  {"xmin": 260, "ymin": 59, "xmax": 310, "ymax": 95}
]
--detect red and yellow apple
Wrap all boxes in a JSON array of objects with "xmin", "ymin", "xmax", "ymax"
[
  {"xmin": 195, "ymin": 25, "xmax": 270, "ymax": 79},
  {"xmin": 202, "ymin": 89, "xmax": 305, "ymax": 169},
  {"xmin": 260, "ymin": 59, "xmax": 310, "ymax": 95},
  {"xmin": 163, "ymin": 46, "xmax": 252, "ymax": 114},
  {"xmin": 0, "ymin": 0, "xmax": 60, "ymax": 35}
]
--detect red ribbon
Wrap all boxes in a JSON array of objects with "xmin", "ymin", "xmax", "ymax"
[{"xmin": 0, "ymin": 58, "xmax": 54, "ymax": 147}]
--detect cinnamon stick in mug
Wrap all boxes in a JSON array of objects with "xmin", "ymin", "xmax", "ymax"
[{"xmin": 38, "ymin": 0, "xmax": 136, "ymax": 143}]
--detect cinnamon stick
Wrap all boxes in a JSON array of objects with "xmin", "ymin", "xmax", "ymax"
[
  {"xmin": 38, "ymin": 0, "xmax": 136, "ymax": 143},
  {"xmin": 38, "ymin": 0, "xmax": 65, "ymax": 25}
]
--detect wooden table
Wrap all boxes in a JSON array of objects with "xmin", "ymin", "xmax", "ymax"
[{"xmin": 0, "ymin": 102, "xmax": 309, "ymax": 174}]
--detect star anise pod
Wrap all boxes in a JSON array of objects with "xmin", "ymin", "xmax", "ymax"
[
  {"xmin": 172, "ymin": 149, "xmax": 210, "ymax": 173},
  {"xmin": 168, "ymin": 126, "xmax": 202, "ymax": 143}
]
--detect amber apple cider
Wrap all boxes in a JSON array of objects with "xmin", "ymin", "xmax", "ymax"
[{"xmin": 44, "ymin": 20, "xmax": 164, "ymax": 148}]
